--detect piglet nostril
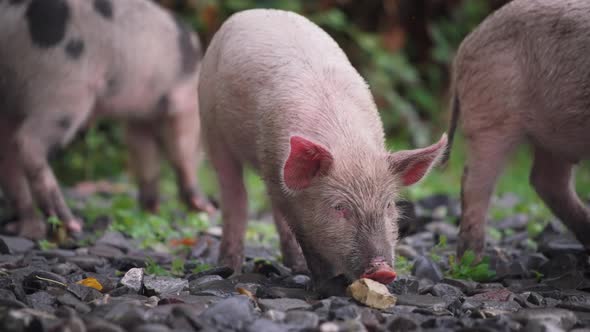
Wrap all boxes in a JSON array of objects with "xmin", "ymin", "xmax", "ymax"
[{"xmin": 361, "ymin": 257, "xmax": 397, "ymax": 284}]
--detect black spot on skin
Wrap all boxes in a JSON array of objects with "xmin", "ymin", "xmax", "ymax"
[
  {"xmin": 9, "ymin": 0, "xmax": 27, "ymax": 5},
  {"xmin": 173, "ymin": 16, "xmax": 199, "ymax": 75},
  {"xmin": 156, "ymin": 95, "xmax": 169, "ymax": 113},
  {"xmin": 93, "ymin": 0, "xmax": 113, "ymax": 20},
  {"xmin": 57, "ymin": 116, "xmax": 71, "ymax": 130},
  {"xmin": 65, "ymin": 39, "xmax": 85, "ymax": 59},
  {"xmin": 26, "ymin": 0, "xmax": 70, "ymax": 48}
]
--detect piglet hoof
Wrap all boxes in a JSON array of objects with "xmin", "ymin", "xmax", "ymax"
[
  {"xmin": 220, "ymin": 255, "xmax": 244, "ymax": 275},
  {"xmin": 456, "ymin": 234, "xmax": 484, "ymax": 261},
  {"xmin": 188, "ymin": 196, "xmax": 217, "ymax": 216},
  {"xmin": 17, "ymin": 219, "xmax": 48, "ymax": 240},
  {"xmin": 64, "ymin": 218, "xmax": 83, "ymax": 235}
]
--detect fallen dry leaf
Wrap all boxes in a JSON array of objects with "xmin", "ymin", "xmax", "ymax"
[{"xmin": 77, "ymin": 277, "xmax": 103, "ymax": 292}]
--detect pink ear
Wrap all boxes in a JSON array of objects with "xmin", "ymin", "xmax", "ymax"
[
  {"xmin": 284, "ymin": 136, "xmax": 334, "ymax": 190},
  {"xmin": 388, "ymin": 134, "xmax": 448, "ymax": 186}
]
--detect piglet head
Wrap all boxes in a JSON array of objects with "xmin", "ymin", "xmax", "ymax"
[{"xmin": 281, "ymin": 134, "xmax": 447, "ymax": 289}]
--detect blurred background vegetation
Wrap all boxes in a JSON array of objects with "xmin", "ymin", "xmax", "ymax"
[{"xmin": 50, "ymin": 0, "xmax": 590, "ymax": 237}]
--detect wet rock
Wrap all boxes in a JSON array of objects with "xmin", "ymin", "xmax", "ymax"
[
  {"xmin": 281, "ymin": 274, "xmax": 311, "ymax": 289},
  {"xmin": 412, "ymin": 255, "xmax": 443, "ymax": 282},
  {"xmin": 188, "ymin": 275, "xmax": 223, "ymax": 288},
  {"xmin": 199, "ymin": 295, "xmax": 257, "ymax": 330},
  {"xmin": 389, "ymin": 276, "xmax": 420, "ymax": 295},
  {"xmin": 257, "ymin": 286, "xmax": 317, "ymax": 300},
  {"xmin": 462, "ymin": 298, "xmax": 521, "ymax": 316},
  {"xmin": 425, "ymin": 221, "xmax": 458, "ymax": 241},
  {"xmin": 385, "ymin": 314, "xmax": 422, "ymax": 332},
  {"xmin": 121, "ymin": 268, "xmax": 144, "ymax": 293},
  {"xmin": 539, "ymin": 254, "xmax": 580, "ymax": 278},
  {"xmin": 112, "ymin": 255, "xmax": 147, "ymax": 271},
  {"xmin": 1, "ymin": 308, "xmax": 53, "ymax": 332},
  {"xmin": 441, "ymin": 278, "xmax": 478, "ymax": 294},
  {"xmin": 0, "ymin": 237, "xmax": 9, "ymax": 254},
  {"xmin": 67, "ymin": 283, "xmax": 103, "ymax": 302},
  {"xmin": 189, "ymin": 279, "xmax": 236, "ymax": 297},
  {"xmin": 67, "ymin": 255, "xmax": 107, "ymax": 272},
  {"xmin": 89, "ymin": 244, "xmax": 124, "ymax": 259},
  {"xmin": 539, "ymin": 237, "xmax": 586, "ymax": 256},
  {"xmin": 328, "ymin": 297, "xmax": 360, "ymax": 321},
  {"xmin": 469, "ymin": 288, "xmax": 514, "ymax": 302},
  {"xmin": 431, "ymin": 283, "xmax": 464, "ymax": 298},
  {"xmin": 396, "ymin": 294, "xmax": 447, "ymax": 310},
  {"xmin": 51, "ymin": 262, "xmax": 80, "ymax": 276},
  {"xmin": 347, "ymin": 278, "xmax": 396, "ymax": 310},
  {"xmin": 245, "ymin": 319, "xmax": 288, "ymax": 332},
  {"xmin": 187, "ymin": 266, "xmax": 234, "ymax": 280},
  {"xmin": 85, "ymin": 316, "xmax": 127, "ymax": 332},
  {"xmin": 263, "ymin": 309, "xmax": 286, "ymax": 322},
  {"xmin": 143, "ymin": 275, "xmax": 188, "ymax": 296},
  {"xmin": 512, "ymin": 308, "xmax": 578, "ymax": 330},
  {"xmin": 27, "ymin": 291, "xmax": 56, "ymax": 313},
  {"xmin": 131, "ymin": 324, "xmax": 172, "ymax": 332},
  {"xmin": 96, "ymin": 231, "xmax": 134, "ymax": 253},
  {"xmin": 523, "ymin": 320, "xmax": 565, "ymax": 332},
  {"xmin": 258, "ymin": 298, "xmax": 311, "ymax": 312},
  {"xmin": 0, "ymin": 235, "xmax": 34, "ymax": 254},
  {"xmin": 319, "ymin": 320, "xmax": 367, "ymax": 332},
  {"xmin": 557, "ymin": 291, "xmax": 590, "ymax": 312},
  {"xmin": 544, "ymin": 271, "xmax": 590, "ymax": 290},
  {"xmin": 57, "ymin": 292, "xmax": 92, "ymax": 314},
  {"xmin": 285, "ymin": 310, "xmax": 319, "ymax": 329},
  {"xmin": 22, "ymin": 271, "xmax": 67, "ymax": 294}
]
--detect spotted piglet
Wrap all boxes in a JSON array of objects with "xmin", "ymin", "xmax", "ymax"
[{"xmin": 0, "ymin": 0, "xmax": 215, "ymax": 239}]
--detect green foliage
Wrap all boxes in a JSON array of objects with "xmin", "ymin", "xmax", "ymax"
[
  {"xmin": 171, "ymin": 258, "xmax": 186, "ymax": 276},
  {"xmin": 38, "ymin": 240, "xmax": 57, "ymax": 251},
  {"xmin": 395, "ymin": 255, "xmax": 412, "ymax": 275},
  {"xmin": 191, "ymin": 263, "xmax": 214, "ymax": 274},
  {"xmin": 447, "ymin": 250, "xmax": 495, "ymax": 282},
  {"xmin": 145, "ymin": 257, "xmax": 171, "ymax": 276}
]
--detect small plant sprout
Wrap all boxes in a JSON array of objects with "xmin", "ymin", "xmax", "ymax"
[{"xmin": 447, "ymin": 250, "xmax": 496, "ymax": 282}]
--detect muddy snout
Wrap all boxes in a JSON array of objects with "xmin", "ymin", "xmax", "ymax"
[{"xmin": 360, "ymin": 257, "xmax": 397, "ymax": 284}]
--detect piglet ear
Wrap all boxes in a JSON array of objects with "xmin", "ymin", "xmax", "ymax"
[
  {"xmin": 388, "ymin": 134, "xmax": 448, "ymax": 186},
  {"xmin": 283, "ymin": 136, "xmax": 334, "ymax": 191}
]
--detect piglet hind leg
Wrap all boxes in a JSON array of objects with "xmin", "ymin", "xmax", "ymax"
[
  {"xmin": 15, "ymin": 103, "xmax": 92, "ymax": 237},
  {"xmin": 125, "ymin": 121, "xmax": 162, "ymax": 213},
  {"xmin": 458, "ymin": 133, "xmax": 519, "ymax": 258},
  {"xmin": 530, "ymin": 146, "xmax": 590, "ymax": 249},
  {"xmin": 160, "ymin": 103, "xmax": 216, "ymax": 216},
  {"xmin": 0, "ymin": 119, "xmax": 45, "ymax": 239},
  {"xmin": 271, "ymin": 204, "xmax": 309, "ymax": 274}
]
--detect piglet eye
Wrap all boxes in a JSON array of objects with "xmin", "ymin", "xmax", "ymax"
[{"xmin": 333, "ymin": 204, "xmax": 350, "ymax": 219}]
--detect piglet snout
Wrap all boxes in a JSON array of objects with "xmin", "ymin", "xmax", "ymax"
[{"xmin": 360, "ymin": 257, "xmax": 397, "ymax": 284}]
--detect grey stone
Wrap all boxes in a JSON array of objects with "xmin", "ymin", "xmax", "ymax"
[
  {"xmin": 285, "ymin": 310, "xmax": 319, "ymax": 329},
  {"xmin": 121, "ymin": 268, "xmax": 144, "ymax": 293},
  {"xmin": 67, "ymin": 255, "xmax": 107, "ymax": 272},
  {"xmin": 396, "ymin": 294, "xmax": 447, "ymax": 310},
  {"xmin": 258, "ymin": 298, "xmax": 311, "ymax": 312},
  {"xmin": 412, "ymin": 256, "xmax": 443, "ymax": 282},
  {"xmin": 96, "ymin": 231, "xmax": 134, "ymax": 252},
  {"xmin": 188, "ymin": 275, "xmax": 223, "ymax": 288},
  {"xmin": 431, "ymin": 283, "xmax": 464, "ymax": 298},
  {"xmin": 513, "ymin": 308, "xmax": 578, "ymax": 330},
  {"xmin": 67, "ymin": 283, "xmax": 103, "ymax": 302},
  {"xmin": 89, "ymin": 244, "xmax": 124, "ymax": 259},
  {"xmin": 282, "ymin": 274, "xmax": 311, "ymax": 289},
  {"xmin": 57, "ymin": 293, "xmax": 91, "ymax": 314},
  {"xmin": 189, "ymin": 279, "xmax": 236, "ymax": 297},
  {"xmin": 27, "ymin": 291, "xmax": 56, "ymax": 313},
  {"xmin": 131, "ymin": 324, "xmax": 172, "ymax": 332},
  {"xmin": 0, "ymin": 235, "xmax": 34, "ymax": 254},
  {"xmin": 245, "ymin": 319, "xmax": 288, "ymax": 332},
  {"xmin": 51, "ymin": 262, "xmax": 80, "ymax": 276},
  {"xmin": 187, "ymin": 266, "xmax": 234, "ymax": 280},
  {"xmin": 199, "ymin": 295, "xmax": 257, "ymax": 331},
  {"xmin": 143, "ymin": 275, "xmax": 188, "ymax": 296}
]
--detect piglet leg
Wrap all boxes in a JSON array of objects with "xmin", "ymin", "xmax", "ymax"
[
  {"xmin": 530, "ymin": 146, "xmax": 590, "ymax": 248},
  {"xmin": 160, "ymin": 102, "xmax": 216, "ymax": 216},
  {"xmin": 0, "ymin": 118, "xmax": 44, "ymax": 238},
  {"xmin": 126, "ymin": 121, "xmax": 162, "ymax": 213},
  {"xmin": 271, "ymin": 204, "xmax": 308, "ymax": 273}
]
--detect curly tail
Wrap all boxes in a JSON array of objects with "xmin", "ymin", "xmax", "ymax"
[{"xmin": 440, "ymin": 90, "xmax": 460, "ymax": 168}]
